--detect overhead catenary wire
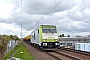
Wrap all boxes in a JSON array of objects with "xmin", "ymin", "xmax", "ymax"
[
  {"xmin": 43, "ymin": 0, "xmax": 57, "ymax": 15},
  {"xmin": 21, "ymin": 0, "xmax": 62, "ymax": 37},
  {"xmin": 22, "ymin": 0, "xmax": 57, "ymax": 35},
  {"xmin": 21, "ymin": 1, "xmax": 90, "ymax": 37},
  {"xmin": 33, "ymin": 0, "xmax": 57, "ymax": 24},
  {"xmin": 34, "ymin": 0, "xmax": 63, "ymax": 26},
  {"xmin": 47, "ymin": 1, "xmax": 90, "ymax": 24},
  {"xmin": 40, "ymin": 0, "xmax": 62, "ymax": 21},
  {"xmin": 59, "ymin": 1, "xmax": 90, "ymax": 19}
]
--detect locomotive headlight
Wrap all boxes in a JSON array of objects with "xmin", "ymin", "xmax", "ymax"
[
  {"xmin": 55, "ymin": 39, "xmax": 58, "ymax": 41},
  {"xmin": 43, "ymin": 43, "xmax": 47, "ymax": 46},
  {"xmin": 55, "ymin": 43, "xmax": 59, "ymax": 45},
  {"xmin": 43, "ymin": 39, "xmax": 46, "ymax": 41}
]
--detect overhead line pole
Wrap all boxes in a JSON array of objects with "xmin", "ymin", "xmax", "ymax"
[{"xmin": 20, "ymin": 0, "xmax": 22, "ymax": 40}]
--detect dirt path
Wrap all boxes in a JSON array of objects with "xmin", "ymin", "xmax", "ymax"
[{"xmin": 7, "ymin": 49, "xmax": 18, "ymax": 60}]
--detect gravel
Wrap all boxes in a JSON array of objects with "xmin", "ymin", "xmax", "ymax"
[{"xmin": 23, "ymin": 42, "xmax": 57, "ymax": 60}]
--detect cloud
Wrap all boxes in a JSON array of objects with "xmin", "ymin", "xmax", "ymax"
[
  {"xmin": 0, "ymin": 0, "xmax": 90, "ymax": 37},
  {"xmin": 0, "ymin": 1, "xmax": 14, "ymax": 18},
  {"xmin": 22, "ymin": 0, "xmax": 76, "ymax": 15}
]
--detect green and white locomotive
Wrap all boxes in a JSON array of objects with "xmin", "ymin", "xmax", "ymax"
[{"xmin": 31, "ymin": 25, "xmax": 59, "ymax": 50}]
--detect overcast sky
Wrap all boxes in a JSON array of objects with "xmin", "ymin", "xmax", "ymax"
[{"xmin": 0, "ymin": 0, "xmax": 90, "ymax": 38}]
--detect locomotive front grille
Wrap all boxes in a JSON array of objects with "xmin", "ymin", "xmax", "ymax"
[
  {"xmin": 42, "ymin": 42, "xmax": 59, "ymax": 48},
  {"xmin": 47, "ymin": 43, "xmax": 55, "ymax": 48}
]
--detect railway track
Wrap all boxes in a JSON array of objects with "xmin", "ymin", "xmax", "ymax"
[
  {"xmin": 44, "ymin": 51, "xmax": 62, "ymax": 60},
  {"xmin": 23, "ymin": 42, "xmax": 57, "ymax": 60},
  {"xmin": 57, "ymin": 48, "xmax": 90, "ymax": 60},
  {"xmin": 60, "ymin": 48, "xmax": 90, "ymax": 56},
  {"xmin": 24, "ymin": 42, "xmax": 79, "ymax": 60},
  {"xmin": 44, "ymin": 50, "xmax": 81, "ymax": 60},
  {"xmin": 24, "ymin": 42, "xmax": 90, "ymax": 60}
]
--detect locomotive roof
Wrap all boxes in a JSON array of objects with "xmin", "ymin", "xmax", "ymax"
[{"xmin": 31, "ymin": 25, "xmax": 56, "ymax": 33}]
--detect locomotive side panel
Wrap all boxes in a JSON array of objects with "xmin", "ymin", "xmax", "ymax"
[{"xmin": 31, "ymin": 27, "xmax": 41, "ymax": 46}]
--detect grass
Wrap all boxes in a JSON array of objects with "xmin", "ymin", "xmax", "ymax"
[
  {"xmin": 14, "ymin": 43, "xmax": 34, "ymax": 60},
  {"xmin": 3, "ymin": 45, "xmax": 19, "ymax": 60}
]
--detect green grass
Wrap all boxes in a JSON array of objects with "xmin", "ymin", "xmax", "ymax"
[
  {"xmin": 3, "ymin": 45, "xmax": 19, "ymax": 60},
  {"xmin": 14, "ymin": 43, "xmax": 34, "ymax": 60}
]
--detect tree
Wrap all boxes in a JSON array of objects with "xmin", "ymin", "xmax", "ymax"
[
  {"xmin": 13, "ymin": 35, "xmax": 20, "ymax": 40},
  {"xmin": 67, "ymin": 35, "xmax": 70, "ymax": 37},
  {"xmin": 59, "ymin": 34, "xmax": 65, "ymax": 37},
  {"xmin": 10, "ymin": 35, "xmax": 14, "ymax": 39},
  {"xmin": 59, "ymin": 35, "xmax": 62, "ymax": 37},
  {"xmin": 61, "ymin": 34, "xmax": 65, "ymax": 37}
]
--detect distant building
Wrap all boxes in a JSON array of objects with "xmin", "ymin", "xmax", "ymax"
[{"xmin": 59, "ymin": 36, "xmax": 90, "ymax": 49}]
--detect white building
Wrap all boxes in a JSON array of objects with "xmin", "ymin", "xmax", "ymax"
[{"xmin": 59, "ymin": 36, "xmax": 90, "ymax": 49}]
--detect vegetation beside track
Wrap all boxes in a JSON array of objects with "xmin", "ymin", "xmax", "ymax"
[
  {"xmin": 14, "ymin": 43, "xmax": 34, "ymax": 60},
  {"xmin": 0, "ymin": 34, "xmax": 20, "ymax": 60},
  {"xmin": 3, "ymin": 45, "xmax": 19, "ymax": 60}
]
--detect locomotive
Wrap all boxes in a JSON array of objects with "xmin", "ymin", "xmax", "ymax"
[{"xmin": 30, "ymin": 25, "xmax": 60, "ymax": 50}]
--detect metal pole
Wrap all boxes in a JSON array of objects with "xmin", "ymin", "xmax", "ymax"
[{"xmin": 20, "ymin": 0, "xmax": 22, "ymax": 40}]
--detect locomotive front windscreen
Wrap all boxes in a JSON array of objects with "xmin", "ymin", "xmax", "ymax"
[{"xmin": 42, "ymin": 28, "xmax": 57, "ymax": 33}]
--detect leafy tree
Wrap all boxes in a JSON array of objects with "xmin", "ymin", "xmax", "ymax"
[
  {"xmin": 61, "ymin": 34, "xmax": 65, "ymax": 37},
  {"xmin": 10, "ymin": 35, "xmax": 14, "ymax": 39},
  {"xmin": 59, "ymin": 35, "xmax": 62, "ymax": 37},
  {"xmin": 13, "ymin": 35, "xmax": 20, "ymax": 40},
  {"xmin": 59, "ymin": 34, "xmax": 65, "ymax": 37},
  {"xmin": 67, "ymin": 35, "xmax": 70, "ymax": 37}
]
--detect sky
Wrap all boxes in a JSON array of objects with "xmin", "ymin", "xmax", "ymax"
[{"xmin": 0, "ymin": 0, "xmax": 90, "ymax": 38}]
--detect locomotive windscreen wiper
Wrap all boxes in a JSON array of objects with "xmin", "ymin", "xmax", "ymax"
[{"xmin": 47, "ymin": 29, "xmax": 51, "ymax": 33}]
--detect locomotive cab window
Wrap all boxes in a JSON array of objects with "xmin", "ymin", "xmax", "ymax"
[
  {"xmin": 42, "ymin": 28, "xmax": 57, "ymax": 33},
  {"xmin": 34, "ymin": 32, "xmax": 35, "ymax": 40},
  {"xmin": 38, "ymin": 29, "xmax": 39, "ymax": 33}
]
